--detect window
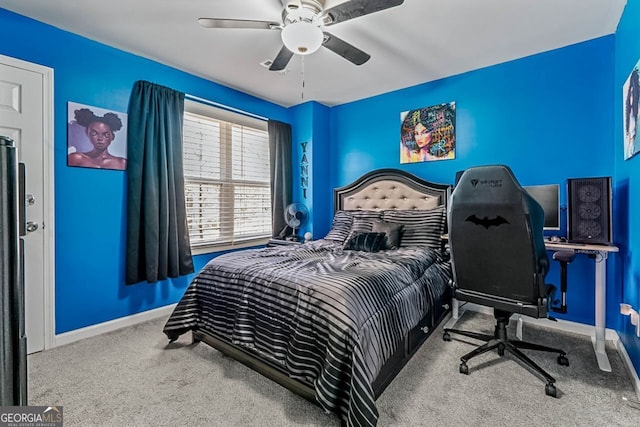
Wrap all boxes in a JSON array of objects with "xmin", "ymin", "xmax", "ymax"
[{"xmin": 183, "ymin": 100, "xmax": 271, "ymax": 252}]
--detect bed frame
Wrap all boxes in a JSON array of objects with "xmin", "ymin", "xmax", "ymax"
[{"xmin": 192, "ymin": 168, "xmax": 452, "ymax": 407}]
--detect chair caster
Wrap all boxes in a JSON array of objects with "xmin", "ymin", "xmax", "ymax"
[
  {"xmin": 545, "ymin": 383, "xmax": 558, "ymax": 398},
  {"xmin": 497, "ymin": 343, "xmax": 505, "ymax": 357},
  {"xmin": 459, "ymin": 362, "xmax": 469, "ymax": 375},
  {"xmin": 443, "ymin": 331, "xmax": 451, "ymax": 341},
  {"xmin": 557, "ymin": 355, "xmax": 569, "ymax": 366}
]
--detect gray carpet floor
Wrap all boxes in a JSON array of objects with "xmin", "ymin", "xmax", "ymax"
[{"xmin": 27, "ymin": 311, "xmax": 640, "ymax": 426}]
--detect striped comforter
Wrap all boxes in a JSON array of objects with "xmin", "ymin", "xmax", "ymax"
[{"xmin": 163, "ymin": 240, "xmax": 451, "ymax": 427}]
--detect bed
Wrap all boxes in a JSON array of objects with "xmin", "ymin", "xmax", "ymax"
[{"xmin": 163, "ymin": 168, "xmax": 452, "ymax": 427}]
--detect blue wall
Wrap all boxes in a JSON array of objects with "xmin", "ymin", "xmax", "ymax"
[
  {"xmin": 327, "ymin": 37, "xmax": 617, "ymax": 329},
  {"xmin": 289, "ymin": 101, "xmax": 332, "ymax": 240},
  {"xmin": 614, "ymin": 0, "xmax": 640, "ymax": 376},
  {"xmin": 0, "ymin": 9, "xmax": 291, "ymax": 333},
  {"xmin": 2, "ymin": 5, "xmax": 638, "ymax": 379}
]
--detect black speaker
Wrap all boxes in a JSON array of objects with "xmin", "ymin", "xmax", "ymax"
[{"xmin": 567, "ymin": 177, "xmax": 612, "ymax": 245}]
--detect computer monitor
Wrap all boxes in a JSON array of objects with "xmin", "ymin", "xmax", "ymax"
[
  {"xmin": 454, "ymin": 170, "xmax": 465, "ymax": 186},
  {"xmin": 524, "ymin": 184, "xmax": 560, "ymax": 231}
]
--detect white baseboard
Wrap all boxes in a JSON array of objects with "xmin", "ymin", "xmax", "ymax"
[
  {"xmin": 457, "ymin": 302, "xmax": 639, "ymax": 400},
  {"xmin": 51, "ymin": 300, "xmax": 640, "ymax": 402},
  {"xmin": 616, "ymin": 338, "xmax": 640, "ymax": 401},
  {"xmin": 53, "ymin": 304, "xmax": 176, "ymax": 348},
  {"xmin": 459, "ymin": 302, "xmax": 619, "ymax": 339}
]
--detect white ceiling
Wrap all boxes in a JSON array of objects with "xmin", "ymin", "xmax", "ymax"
[{"xmin": 0, "ymin": 0, "xmax": 627, "ymax": 107}]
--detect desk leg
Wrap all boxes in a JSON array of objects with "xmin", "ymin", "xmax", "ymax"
[
  {"xmin": 515, "ymin": 315, "xmax": 523, "ymax": 341},
  {"xmin": 592, "ymin": 251, "xmax": 612, "ymax": 372}
]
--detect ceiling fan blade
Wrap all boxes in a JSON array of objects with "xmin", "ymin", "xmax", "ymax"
[
  {"xmin": 322, "ymin": 0, "xmax": 404, "ymax": 26},
  {"xmin": 322, "ymin": 32, "xmax": 370, "ymax": 66},
  {"xmin": 269, "ymin": 46, "xmax": 294, "ymax": 71},
  {"xmin": 198, "ymin": 18, "xmax": 280, "ymax": 30}
]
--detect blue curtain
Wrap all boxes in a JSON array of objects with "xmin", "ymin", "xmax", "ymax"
[
  {"xmin": 268, "ymin": 120, "xmax": 292, "ymax": 237},
  {"xmin": 125, "ymin": 81, "xmax": 194, "ymax": 284}
]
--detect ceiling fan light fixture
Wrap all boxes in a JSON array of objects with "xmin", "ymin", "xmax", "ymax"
[{"xmin": 281, "ymin": 21, "xmax": 323, "ymax": 55}]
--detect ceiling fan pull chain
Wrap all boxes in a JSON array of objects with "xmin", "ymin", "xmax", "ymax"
[{"xmin": 301, "ymin": 55, "xmax": 305, "ymax": 100}]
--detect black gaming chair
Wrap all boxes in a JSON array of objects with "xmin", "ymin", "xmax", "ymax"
[{"xmin": 443, "ymin": 165, "xmax": 569, "ymax": 397}]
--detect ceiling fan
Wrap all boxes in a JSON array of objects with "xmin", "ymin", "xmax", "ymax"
[{"xmin": 198, "ymin": 0, "xmax": 404, "ymax": 71}]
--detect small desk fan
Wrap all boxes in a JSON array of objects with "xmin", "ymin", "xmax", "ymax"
[{"xmin": 284, "ymin": 202, "xmax": 309, "ymax": 241}]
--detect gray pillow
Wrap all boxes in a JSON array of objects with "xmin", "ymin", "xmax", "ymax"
[
  {"xmin": 371, "ymin": 221, "xmax": 404, "ymax": 249},
  {"xmin": 324, "ymin": 211, "xmax": 354, "ymax": 243},
  {"xmin": 333, "ymin": 210, "xmax": 383, "ymax": 243},
  {"xmin": 351, "ymin": 218, "xmax": 375, "ymax": 234},
  {"xmin": 382, "ymin": 206, "xmax": 446, "ymax": 250},
  {"xmin": 349, "ymin": 210, "xmax": 383, "ymax": 227}
]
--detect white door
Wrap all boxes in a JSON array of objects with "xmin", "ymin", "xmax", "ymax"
[{"xmin": 0, "ymin": 55, "xmax": 54, "ymax": 354}]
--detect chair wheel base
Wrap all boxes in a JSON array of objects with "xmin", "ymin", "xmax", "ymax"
[
  {"xmin": 459, "ymin": 362, "xmax": 469, "ymax": 375},
  {"xmin": 557, "ymin": 355, "xmax": 569, "ymax": 366},
  {"xmin": 545, "ymin": 383, "xmax": 557, "ymax": 397}
]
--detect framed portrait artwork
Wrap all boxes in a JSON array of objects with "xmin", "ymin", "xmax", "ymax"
[
  {"xmin": 67, "ymin": 102, "xmax": 128, "ymax": 170},
  {"xmin": 400, "ymin": 102, "xmax": 456, "ymax": 164},
  {"xmin": 623, "ymin": 63, "xmax": 640, "ymax": 160}
]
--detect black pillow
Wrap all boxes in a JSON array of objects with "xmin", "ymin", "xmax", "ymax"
[
  {"xmin": 343, "ymin": 232, "xmax": 387, "ymax": 253},
  {"xmin": 371, "ymin": 221, "xmax": 404, "ymax": 249}
]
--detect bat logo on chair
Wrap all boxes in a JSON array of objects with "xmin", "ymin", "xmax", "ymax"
[{"xmin": 465, "ymin": 214, "xmax": 509, "ymax": 229}]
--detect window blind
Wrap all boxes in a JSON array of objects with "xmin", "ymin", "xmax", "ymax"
[{"xmin": 183, "ymin": 101, "xmax": 271, "ymax": 249}]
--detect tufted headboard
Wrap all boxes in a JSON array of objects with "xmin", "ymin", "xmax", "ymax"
[{"xmin": 334, "ymin": 169, "xmax": 450, "ymax": 212}]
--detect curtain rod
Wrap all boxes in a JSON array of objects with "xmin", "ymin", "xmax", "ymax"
[{"xmin": 185, "ymin": 94, "xmax": 268, "ymax": 122}]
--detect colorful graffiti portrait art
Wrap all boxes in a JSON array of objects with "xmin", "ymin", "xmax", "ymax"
[
  {"xmin": 400, "ymin": 102, "xmax": 456, "ymax": 164},
  {"xmin": 623, "ymin": 63, "xmax": 640, "ymax": 160}
]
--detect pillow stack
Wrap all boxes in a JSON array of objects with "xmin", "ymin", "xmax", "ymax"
[{"xmin": 324, "ymin": 205, "xmax": 446, "ymax": 251}]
